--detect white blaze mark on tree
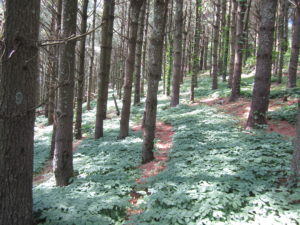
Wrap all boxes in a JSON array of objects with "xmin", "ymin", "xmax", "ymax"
[{"xmin": 15, "ymin": 92, "xmax": 23, "ymax": 105}]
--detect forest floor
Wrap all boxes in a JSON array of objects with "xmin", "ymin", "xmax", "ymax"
[
  {"xmin": 196, "ymin": 97, "xmax": 296, "ymax": 137},
  {"xmin": 128, "ymin": 121, "xmax": 174, "ymax": 217},
  {"xmin": 32, "ymin": 74, "xmax": 300, "ymax": 225},
  {"xmin": 33, "ymin": 138, "xmax": 85, "ymax": 185}
]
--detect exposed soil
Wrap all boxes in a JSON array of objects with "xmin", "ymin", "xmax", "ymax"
[
  {"xmin": 196, "ymin": 97, "xmax": 296, "ymax": 137},
  {"xmin": 33, "ymin": 137, "xmax": 85, "ymax": 185},
  {"xmin": 128, "ymin": 121, "xmax": 174, "ymax": 217}
]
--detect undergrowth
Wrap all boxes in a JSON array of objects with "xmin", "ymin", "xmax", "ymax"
[
  {"xmin": 33, "ymin": 94, "xmax": 142, "ymax": 225},
  {"xmin": 267, "ymin": 103, "xmax": 298, "ymax": 124},
  {"xmin": 33, "ymin": 115, "xmax": 142, "ymax": 224},
  {"xmin": 187, "ymin": 73, "xmax": 300, "ymax": 100},
  {"xmin": 128, "ymin": 103, "xmax": 300, "ymax": 225},
  {"xmin": 34, "ymin": 116, "xmax": 52, "ymax": 174},
  {"xmin": 33, "ymin": 77, "xmax": 300, "ymax": 224}
]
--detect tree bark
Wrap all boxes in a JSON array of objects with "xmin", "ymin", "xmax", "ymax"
[
  {"xmin": 276, "ymin": 0, "xmax": 287, "ymax": 84},
  {"xmin": 246, "ymin": 0, "xmax": 277, "ymax": 128},
  {"xmin": 142, "ymin": 0, "xmax": 168, "ymax": 164},
  {"xmin": 119, "ymin": 0, "xmax": 144, "ymax": 139},
  {"xmin": 229, "ymin": 0, "xmax": 247, "ymax": 101},
  {"xmin": 50, "ymin": 0, "xmax": 62, "ymax": 159},
  {"xmin": 141, "ymin": 0, "xmax": 150, "ymax": 98},
  {"xmin": 134, "ymin": 1, "xmax": 147, "ymax": 105},
  {"xmin": 221, "ymin": 0, "xmax": 230, "ymax": 82},
  {"xmin": 87, "ymin": 0, "xmax": 97, "ymax": 110},
  {"xmin": 203, "ymin": 36, "xmax": 209, "ymax": 70},
  {"xmin": 228, "ymin": 0, "xmax": 237, "ymax": 88},
  {"xmin": 167, "ymin": 38, "xmax": 173, "ymax": 96},
  {"xmin": 242, "ymin": 0, "xmax": 252, "ymax": 66},
  {"xmin": 170, "ymin": 0, "xmax": 183, "ymax": 107},
  {"xmin": 75, "ymin": 0, "xmax": 89, "ymax": 139},
  {"xmin": 182, "ymin": 1, "xmax": 192, "ymax": 77},
  {"xmin": 288, "ymin": 5, "xmax": 300, "ymax": 88},
  {"xmin": 95, "ymin": 0, "xmax": 115, "ymax": 139},
  {"xmin": 166, "ymin": 0, "xmax": 174, "ymax": 97},
  {"xmin": 181, "ymin": 5, "xmax": 188, "ymax": 80},
  {"xmin": 292, "ymin": 99, "xmax": 300, "ymax": 180},
  {"xmin": 190, "ymin": 0, "xmax": 202, "ymax": 101},
  {"xmin": 211, "ymin": 0, "xmax": 221, "ymax": 90},
  {"xmin": 53, "ymin": 0, "xmax": 78, "ymax": 186},
  {"xmin": 0, "ymin": 0, "xmax": 40, "ymax": 224},
  {"xmin": 219, "ymin": 0, "xmax": 227, "ymax": 82},
  {"xmin": 47, "ymin": 11, "xmax": 57, "ymax": 126}
]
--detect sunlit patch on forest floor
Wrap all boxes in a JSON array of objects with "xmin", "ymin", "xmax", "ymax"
[
  {"xmin": 128, "ymin": 103, "xmax": 300, "ymax": 224},
  {"xmin": 197, "ymin": 97, "xmax": 296, "ymax": 137},
  {"xmin": 33, "ymin": 137, "xmax": 86, "ymax": 186}
]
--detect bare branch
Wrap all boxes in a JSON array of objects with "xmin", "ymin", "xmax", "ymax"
[{"xmin": 39, "ymin": 23, "xmax": 103, "ymax": 47}]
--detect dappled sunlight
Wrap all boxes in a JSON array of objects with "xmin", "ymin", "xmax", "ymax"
[
  {"xmin": 128, "ymin": 103, "xmax": 299, "ymax": 224},
  {"xmin": 33, "ymin": 98, "xmax": 144, "ymax": 224}
]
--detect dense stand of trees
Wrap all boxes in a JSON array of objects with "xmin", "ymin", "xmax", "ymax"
[{"xmin": 1, "ymin": 0, "xmax": 300, "ymax": 223}]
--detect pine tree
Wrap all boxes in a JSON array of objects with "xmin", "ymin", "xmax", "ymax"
[
  {"xmin": 246, "ymin": 0, "xmax": 278, "ymax": 128},
  {"xmin": 0, "ymin": 0, "xmax": 40, "ymax": 223},
  {"xmin": 53, "ymin": 0, "xmax": 78, "ymax": 186}
]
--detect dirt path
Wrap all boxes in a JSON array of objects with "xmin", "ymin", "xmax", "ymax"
[
  {"xmin": 33, "ymin": 138, "xmax": 85, "ymax": 185},
  {"xmin": 128, "ymin": 121, "xmax": 174, "ymax": 217},
  {"xmin": 196, "ymin": 97, "xmax": 296, "ymax": 137}
]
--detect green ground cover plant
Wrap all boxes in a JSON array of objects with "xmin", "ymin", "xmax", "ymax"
[
  {"xmin": 267, "ymin": 103, "xmax": 298, "ymax": 124},
  {"xmin": 129, "ymin": 103, "xmax": 300, "ymax": 225},
  {"xmin": 33, "ymin": 77, "xmax": 300, "ymax": 224},
  {"xmin": 33, "ymin": 114, "xmax": 143, "ymax": 224},
  {"xmin": 188, "ymin": 73, "xmax": 300, "ymax": 100},
  {"xmin": 33, "ymin": 95, "xmax": 143, "ymax": 224},
  {"xmin": 34, "ymin": 116, "xmax": 52, "ymax": 174}
]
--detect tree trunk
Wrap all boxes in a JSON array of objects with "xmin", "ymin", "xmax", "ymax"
[
  {"xmin": 44, "ymin": 62, "xmax": 49, "ymax": 118},
  {"xmin": 181, "ymin": 5, "xmax": 188, "ymax": 80},
  {"xmin": 75, "ymin": 0, "xmax": 89, "ymax": 139},
  {"xmin": 170, "ymin": 0, "xmax": 183, "ymax": 107},
  {"xmin": 229, "ymin": 0, "xmax": 247, "ymax": 101},
  {"xmin": 141, "ymin": 0, "xmax": 150, "ymax": 98},
  {"xmin": 203, "ymin": 36, "xmax": 208, "ymax": 70},
  {"xmin": 53, "ymin": 0, "xmax": 78, "ymax": 186},
  {"xmin": 134, "ymin": 1, "xmax": 147, "ymax": 105},
  {"xmin": 228, "ymin": 0, "xmax": 237, "ymax": 88},
  {"xmin": 0, "ymin": 0, "xmax": 40, "ymax": 224},
  {"xmin": 276, "ymin": 0, "xmax": 286, "ymax": 84},
  {"xmin": 222, "ymin": 0, "xmax": 231, "ymax": 82},
  {"xmin": 167, "ymin": 37, "xmax": 173, "ymax": 96},
  {"xmin": 182, "ymin": 1, "xmax": 192, "ymax": 77},
  {"xmin": 246, "ymin": 0, "xmax": 277, "ymax": 128},
  {"xmin": 166, "ymin": 0, "xmax": 174, "ymax": 97},
  {"xmin": 95, "ymin": 0, "xmax": 115, "ymax": 139},
  {"xmin": 190, "ymin": 0, "xmax": 202, "ymax": 102},
  {"xmin": 212, "ymin": 0, "xmax": 221, "ymax": 90},
  {"xmin": 163, "ymin": 38, "xmax": 168, "ymax": 94},
  {"xmin": 119, "ymin": 0, "xmax": 144, "ymax": 139},
  {"xmin": 219, "ymin": 0, "xmax": 227, "ymax": 82},
  {"xmin": 47, "ymin": 12, "xmax": 57, "ymax": 125},
  {"xmin": 292, "ymin": 99, "xmax": 300, "ymax": 180},
  {"xmin": 117, "ymin": 0, "xmax": 127, "ymax": 100},
  {"xmin": 242, "ymin": 0, "xmax": 252, "ymax": 66},
  {"xmin": 50, "ymin": 0, "xmax": 62, "ymax": 159},
  {"xmin": 142, "ymin": 0, "xmax": 168, "ymax": 164},
  {"xmin": 288, "ymin": 6, "xmax": 300, "ymax": 88},
  {"xmin": 87, "ymin": 0, "xmax": 97, "ymax": 111}
]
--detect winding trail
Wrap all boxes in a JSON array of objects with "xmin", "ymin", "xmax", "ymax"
[{"xmin": 128, "ymin": 121, "xmax": 174, "ymax": 217}]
